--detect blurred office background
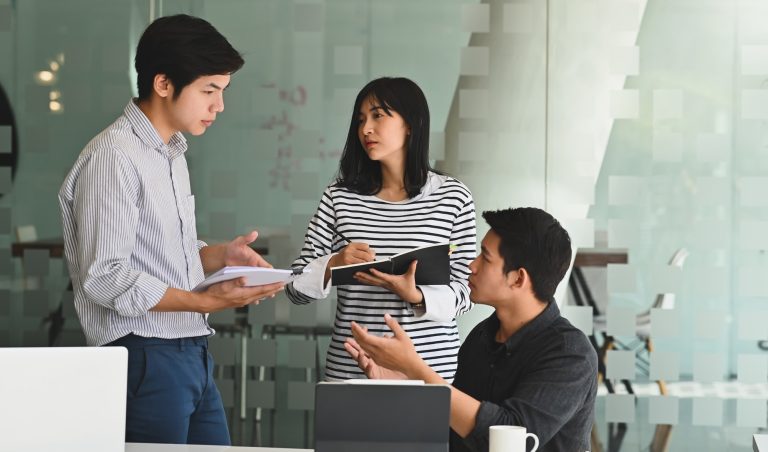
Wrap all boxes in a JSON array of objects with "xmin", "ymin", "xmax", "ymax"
[{"xmin": 1, "ymin": 0, "xmax": 767, "ymax": 450}]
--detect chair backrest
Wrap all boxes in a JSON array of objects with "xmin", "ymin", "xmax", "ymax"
[
  {"xmin": 652, "ymin": 248, "xmax": 689, "ymax": 311},
  {"xmin": 15, "ymin": 224, "xmax": 37, "ymax": 243},
  {"xmin": 668, "ymin": 248, "xmax": 689, "ymax": 268},
  {"xmin": 651, "ymin": 293, "xmax": 676, "ymax": 311}
]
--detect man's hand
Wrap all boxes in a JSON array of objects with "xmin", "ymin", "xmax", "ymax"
[
  {"xmin": 344, "ymin": 337, "xmax": 408, "ymax": 380},
  {"xmin": 200, "ymin": 230, "xmax": 273, "ymax": 273},
  {"xmin": 200, "ymin": 277, "xmax": 284, "ymax": 313},
  {"xmin": 150, "ymin": 278, "xmax": 285, "ymax": 314},
  {"xmin": 224, "ymin": 230, "xmax": 272, "ymax": 268},
  {"xmin": 349, "ymin": 314, "xmax": 425, "ymax": 378},
  {"xmin": 353, "ymin": 260, "xmax": 422, "ymax": 304}
]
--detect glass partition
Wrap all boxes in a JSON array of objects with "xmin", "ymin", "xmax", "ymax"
[{"xmin": 0, "ymin": 0, "xmax": 766, "ymax": 449}]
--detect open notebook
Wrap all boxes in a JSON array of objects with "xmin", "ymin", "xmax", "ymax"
[{"xmin": 330, "ymin": 243, "xmax": 451, "ymax": 286}]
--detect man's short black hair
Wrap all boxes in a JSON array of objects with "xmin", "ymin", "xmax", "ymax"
[
  {"xmin": 483, "ymin": 208, "xmax": 572, "ymax": 303},
  {"xmin": 135, "ymin": 14, "xmax": 244, "ymax": 101}
]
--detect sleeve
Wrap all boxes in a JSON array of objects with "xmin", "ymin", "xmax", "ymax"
[
  {"xmin": 196, "ymin": 239, "xmax": 208, "ymax": 251},
  {"xmin": 461, "ymin": 337, "xmax": 598, "ymax": 452},
  {"xmin": 413, "ymin": 192, "xmax": 476, "ymax": 322},
  {"xmin": 74, "ymin": 150, "xmax": 168, "ymax": 317},
  {"xmin": 285, "ymin": 186, "xmax": 340, "ymax": 304}
]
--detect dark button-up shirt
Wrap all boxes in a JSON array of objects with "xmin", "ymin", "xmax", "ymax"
[{"xmin": 451, "ymin": 302, "xmax": 597, "ymax": 452}]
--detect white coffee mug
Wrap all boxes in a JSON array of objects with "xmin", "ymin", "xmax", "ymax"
[{"xmin": 489, "ymin": 425, "xmax": 539, "ymax": 452}]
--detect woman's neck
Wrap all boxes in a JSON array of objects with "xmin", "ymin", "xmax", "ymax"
[{"xmin": 377, "ymin": 159, "xmax": 407, "ymax": 201}]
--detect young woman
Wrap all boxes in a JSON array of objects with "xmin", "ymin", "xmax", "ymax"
[{"xmin": 286, "ymin": 77, "xmax": 476, "ymax": 381}]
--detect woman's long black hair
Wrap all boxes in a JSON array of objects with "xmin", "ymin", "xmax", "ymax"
[{"xmin": 336, "ymin": 77, "xmax": 435, "ymax": 199}]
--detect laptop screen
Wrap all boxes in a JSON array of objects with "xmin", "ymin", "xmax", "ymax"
[
  {"xmin": 0, "ymin": 347, "xmax": 127, "ymax": 452},
  {"xmin": 315, "ymin": 381, "xmax": 451, "ymax": 452}
]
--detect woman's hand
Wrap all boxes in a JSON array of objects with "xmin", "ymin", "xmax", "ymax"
[
  {"xmin": 324, "ymin": 242, "xmax": 376, "ymax": 285},
  {"xmin": 353, "ymin": 260, "xmax": 423, "ymax": 305}
]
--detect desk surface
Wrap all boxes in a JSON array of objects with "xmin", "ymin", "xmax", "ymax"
[
  {"xmin": 755, "ymin": 434, "xmax": 768, "ymax": 452},
  {"xmin": 126, "ymin": 444, "xmax": 311, "ymax": 452},
  {"xmin": 11, "ymin": 238, "xmax": 65, "ymax": 258}
]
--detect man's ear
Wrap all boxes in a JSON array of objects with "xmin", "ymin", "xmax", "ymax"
[
  {"xmin": 153, "ymin": 74, "xmax": 172, "ymax": 99},
  {"xmin": 506, "ymin": 268, "xmax": 527, "ymax": 290}
]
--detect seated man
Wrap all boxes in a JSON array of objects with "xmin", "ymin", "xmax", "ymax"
[{"xmin": 345, "ymin": 207, "xmax": 597, "ymax": 452}]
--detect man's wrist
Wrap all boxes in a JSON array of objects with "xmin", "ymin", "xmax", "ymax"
[
  {"xmin": 405, "ymin": 356, "xmax": 432, "ymax": 381},
  {"xmin": 193, "ymin": 291, "xmax": 213, "ymax": 314}
]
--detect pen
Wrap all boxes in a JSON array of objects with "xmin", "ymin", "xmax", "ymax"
[{"xmin": 333, "ymin": 224, "xmax": 351, "ymax": 244}]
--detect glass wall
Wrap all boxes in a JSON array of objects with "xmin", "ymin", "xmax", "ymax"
[{"xmin": 0, "ymin": 0, "xmax": 766, "ymax": 450}]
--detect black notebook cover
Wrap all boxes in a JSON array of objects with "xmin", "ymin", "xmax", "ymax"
[{"xmin": 330, "ymin": 243, "xmax": 450, "ymax": 286}]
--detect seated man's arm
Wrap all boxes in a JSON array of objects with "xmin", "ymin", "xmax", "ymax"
[
  {"xmin": 347, "ymin": 314, "xmax": 483, "ymax": 437},
  {"xmin": 461, "ymin": 339, "xmax": 598, "ymax": 451},
  {"xmin": 348, "ymin": 315, "xmax": 597, "ymax": 451}
]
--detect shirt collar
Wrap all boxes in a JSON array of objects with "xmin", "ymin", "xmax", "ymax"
[
  {"xmin": 481, "ymin": 301, "xmax": 561, "ymax": 353},
  {"xmin": 124, "ymin": 99, "xmax": 188, "ymax": 158}
]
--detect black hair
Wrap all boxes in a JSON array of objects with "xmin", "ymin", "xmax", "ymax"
[
  {"xmin": 336, "ymin": 77, "xmax": 435, "ymax": 198},
  {"xmin": 482, "ymin": 208, "xmax": 572, "ymax": 303},
  {"xmin": 135, "ymin": 14, "xmax": 244, "ymax": 101}
]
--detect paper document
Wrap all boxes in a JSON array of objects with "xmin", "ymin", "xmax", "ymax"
[{"xmin": 193, "ymin": 266, "xmax": 308, "ymax": 292}]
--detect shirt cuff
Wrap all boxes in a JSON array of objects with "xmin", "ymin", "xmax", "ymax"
[
  {"xmin": 291, "ymin": 254, "xmax": 336, "ymax": 299},
  {"xmin": 411, "ymin": 284, "xmax": 457, "ymax": 322},
  {"xmin": 463, "ymin": 401, "xmax": 504, "ymax": 451},
  {"xmin": 113, "ymin": 272, "xmax": 169, "ymax": 317},
  {"xmin": 196, "ymin": 240, "xmax": 208, "ymax": 252}
]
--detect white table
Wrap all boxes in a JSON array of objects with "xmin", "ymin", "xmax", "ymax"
[
  {"xmin": 126, "ymin": 444, "xmax": 311, "ymax": 452},
  {"xmin": 755, "ymin": 434, "xmax": 768, "ymax": 452}
]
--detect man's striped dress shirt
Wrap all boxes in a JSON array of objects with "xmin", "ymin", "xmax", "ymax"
[{"xmin": 59, "ymin": 100, "xmax": 213, "ymax": 346}]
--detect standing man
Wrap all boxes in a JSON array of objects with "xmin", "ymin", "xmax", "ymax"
[
  {"xmin": 345, "ymin": 208, "xmax": 598, "ymax": 452},
  {"xmin": 58, "ymin": 15, "xmax": 282, "ymax": 445}
]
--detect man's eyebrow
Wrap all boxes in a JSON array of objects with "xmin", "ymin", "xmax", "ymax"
[{"xmin": 207, "ymin": 82, "xmax": 230, "ymax": 91}]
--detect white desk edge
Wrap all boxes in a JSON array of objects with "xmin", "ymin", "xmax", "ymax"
[
  {"xmin": 125, "ymin": 444, "xmax": 311, "ymax": 452},
  {"xmin": 755, "ymin": 434, "xmax": 768, "ymax": 452}
]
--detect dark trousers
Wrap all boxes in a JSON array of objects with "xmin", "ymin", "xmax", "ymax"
[{"xmin": 106, "ymin": 334, "xmax": 230, "ymax": 445}]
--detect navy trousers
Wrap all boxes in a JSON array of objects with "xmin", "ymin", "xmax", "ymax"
[{"xmin": 106, "ymin": 334, "xmax": 230, "ymax": 445}]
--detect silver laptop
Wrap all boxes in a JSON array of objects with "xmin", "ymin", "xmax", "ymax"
[
  {"xmin": 0, "ymin": 347, "xmax": 128, "ymax": 452},
  {"xmin": 315, "ymin": 381, "xmax": 451, "ymax": 452}
]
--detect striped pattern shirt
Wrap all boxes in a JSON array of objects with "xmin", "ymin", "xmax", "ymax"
[
  {"xmin": 287, "ymin": 172, "xmax": 476, "ymax": 381},
  {"xmin": 58, "ymin": 100, "xmax": 212, "ymax": 346}
]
